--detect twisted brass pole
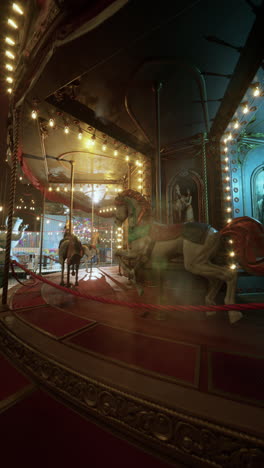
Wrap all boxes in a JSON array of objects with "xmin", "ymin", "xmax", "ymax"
[
  {"xmin": 2, "ymin": 109, "xmax": 20, "ymax": 305},
  {"xmin": 202, "ymin": 132, "xmax": 209, "ymax": 223}
]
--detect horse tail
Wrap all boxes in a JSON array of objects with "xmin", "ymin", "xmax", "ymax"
[{"xmin": 221, "ymin": 217, "xmax": 264, "ymax": 275}]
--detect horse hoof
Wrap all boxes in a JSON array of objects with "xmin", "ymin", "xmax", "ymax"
[
  {"xmin": 205, "ymin": 310, "xmax": 217, "ymax": 317},
  {"xmin": 228, "ymin": 310, "xmax": 243, "ymax": 324}
]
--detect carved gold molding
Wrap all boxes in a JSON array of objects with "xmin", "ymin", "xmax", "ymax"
[{"xmin": 0, "ymin": 322, "xmax": 263, "ymax": 467}]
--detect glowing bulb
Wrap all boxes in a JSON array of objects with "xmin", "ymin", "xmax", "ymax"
[
  {"xmin": 228, "ymin": 239, "xmax": 233, "ymax": 244},
  {"xmin": 56, "ymin": 187, "xmax": 60, "ymax": 191},
  {"xmin": 5, "ymin": 63, "xmax": 13, "ymax": 71},
  {"xmin": 64, "ymin": 187, "xmax": 67, "ymax": 192},
  {"xmin": 7, "ymin": 88, "xmax": 12, "ymax": 94},
  {"xmin": 8, "ymin": 18, "xmax": 18, "ymax": 29},
  {"xmin": 226, "ymin": 207, "xmax": 232, "ymax": 213},
  {"xmin": 225, "ymin": 186, "xmax": 231, "ymax": 192},
  {"xmin": 138, "ymin": 185, "xmax": 142, "ymax": 190},
  {"xmin": 229, "ymin": 251, "xmax": 235, "ymax": 257},
  {"xmin": 64, "ymin": 126, "xmax": 69, "ymax": 134},
  {"xmin": 226, "ymin": 196, "xmax": 231, "ymax": 201},
  {"xmin": 5, "ymin": 50, "xmax": 15, "ymax": 59},
  {"xmin": 253, "ymin": 86, "xmax": 260, "ymax": 97},
  {"xmin": 224, "ymin": 147, "xmax": 228, "ymax": 153},
  {"xmin": 49, "ymin": 118, "xmax": 55, "ymax": 127},
  {"xmin": 6, "ymin": 77, "xmax": 13, "ymax": 83},
  {"xmin": 48, "ymin": 187, "xmax": 52, "ymax": 192},
  {"xmin": 125, "ymin": 155, "xmax": 129, "ymax": 161},
  {"xmin": 227, "ymin": 218, "xmax": 232, "ymax": 223},
  {"xmin": 78, "ymin": 132, "xmax": 83, "ymax": 140},
  {"xmin": 114, "ymin": 150, "xmax": 118, "ymax": 156},
  {"xmin": 230, "ymin": 263, "xmax": 236, "ymax": 270},
  {"xmin": 233, "ymin": 121, "xmax": 239, "ymax": 129},
  {"xmin": 5, "ymin": 37, "xmax": 15, "ymax": 46},
  {"xmin": 46, "ymin": 220, "xmax": 50, "ymax": 224},
  {"xmin": 138, "ymin": 178, "xmax": 143, "ymax": 182},
  {"xmin": 19, "ymin": 176, "xmax": 22, "ymax": 180},
  {"xmin": 12, "ymin": 3, "xmax": 24, "ymax": 14},
  {"xmin": 31, "ymin": 110, "xmax": 37, "ymax": 119},
  {"xmin": 224, "ymin": 157, "xmax": 229, "ymax": 162},
  {"xmin": 243, "ymin": 104, "xmax": 249, "ymax": 114},
  {"xmin": 227, "ymin": 133, "xmax": 232, "ymax": 140},
  {"xmin": 223, "ymin": 138, "xmax": 227, "ymax": 144},
  {"xmin": 225, "ymin": 176, "xmax": 230, "ymax": 182},
  {"xmin": 224, "ymin": 166, "xmax": 229, "ymax": 172}
]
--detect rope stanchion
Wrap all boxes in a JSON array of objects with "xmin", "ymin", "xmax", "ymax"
[
  {"xmin": 10, "ymin": 261, "xmax": 39, "ymax": 288},
  {"xmin": 10, "ymin": 259, "xmax": 264, "ymax": 314}
]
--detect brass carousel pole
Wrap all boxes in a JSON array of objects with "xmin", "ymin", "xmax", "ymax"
[
  {"xmin": 69, "ymin": 161, "xmax": 75, "ymax": 234},
  {"xmin": 2, "ymin": 109, "xmax": 20, "ymax": 306},
  {"xmin": 39, "ymin": 188, "xmax": 46, "ymax": 275},
  {"xmin": 91, "ymin": 184, "xmax": 94, "ymax": 243},
  {"xmin": 153, "ymin": 81, "xmax": 162, "ymax": 222},
  {"xmin": 153, "ymin": 82, "xmax": 165, "ymax": 319},
  {"xmin": 202, "ymin": 132, "xmax": 209, "ymax": 223}
]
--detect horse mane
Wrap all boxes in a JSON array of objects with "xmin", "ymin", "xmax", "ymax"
[{"xmin": 115, "ymin": 189, "xmax": 151, "ymax": 224}]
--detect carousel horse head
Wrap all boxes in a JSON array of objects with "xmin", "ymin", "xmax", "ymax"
[{"xmin": 114, "ymin": 189, "xmax": 151, "ymax": 228}]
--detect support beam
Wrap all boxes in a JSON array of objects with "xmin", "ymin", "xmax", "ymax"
[
  {"xmin": 46, "ymin": 95, "xmax": 152, "ymax": 157},
  {"xmin": 210, "ymin": 4, "xmax": 264, "ymax": 138}
]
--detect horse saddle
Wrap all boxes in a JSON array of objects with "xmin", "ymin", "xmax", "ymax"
[{"xmin": 150, "ymin": 222, "xmax": 210, "ymax": 244}]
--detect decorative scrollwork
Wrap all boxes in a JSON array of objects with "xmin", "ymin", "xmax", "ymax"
[{"xmin": 0, "ymin": 322, "xmax": 264, "ymax": 468}]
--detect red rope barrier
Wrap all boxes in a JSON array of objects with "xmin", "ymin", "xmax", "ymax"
[
  {"xmin": 10, "ymin": 259, "xmax": 264, "ymax": 313},
  {"xmin": 10, "ymin": 261, "xmax": 38, "ymax": 288}
]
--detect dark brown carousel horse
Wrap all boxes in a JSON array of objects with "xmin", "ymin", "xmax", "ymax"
[{"xmin": 59, "ymin": 234, "xmax": 83, "ymax": 287}]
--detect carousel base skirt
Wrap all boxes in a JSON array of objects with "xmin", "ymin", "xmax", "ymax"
[{"xmin": 1, "ymin": 266, "xmax": 264, "ymax": 466}]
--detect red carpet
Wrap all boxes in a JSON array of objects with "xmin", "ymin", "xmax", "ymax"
[
  {"xmin": 0, "ymin": 352, "xmax": 32, "ymax": 402},
  {"xmin": 11, "ymin": 281, "xmax": 45, "ymax": 309},
  {"xmin": 14, "ymin": 305, "xmax": 96, "ymax": 338},
  {"xmin": 209, "ymin": 350, "xmax": 264, "ymax": 405},
  {"xmin": 67, "ymin": 324, "xmax": 200, "ymax": 385},
  {"xmin": 0, "ymin": 389, "xmax": 171, "ymax": 468}
]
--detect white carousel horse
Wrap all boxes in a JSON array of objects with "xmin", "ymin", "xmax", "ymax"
[
  {"xmin": 114, "ymin": 189, "xmax": 264, "ymax": 323},
  {"xmin": 0, "ymin": 217, "xmax": 29, "ymax": 253},
  {"xmin": 59, "ymin": 234, "xmax": 83, "ymax": 287},
  {"xmin": 82, "ymin": 243, "xmax": 99, "ymax": 272}
]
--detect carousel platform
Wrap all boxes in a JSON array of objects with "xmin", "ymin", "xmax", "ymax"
[{"xmin": 1, "ymin": 266, "xmax": 264, "ymax": 467}]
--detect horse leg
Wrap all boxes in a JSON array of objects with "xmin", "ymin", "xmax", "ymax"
[
  {"xmin": 60, "ymin": 260, "xmax": 65, "ymax": 286},
  {"xmin": 183, "ymin": 238, "xmax": 241, "ymax": 324},
  {"xmin": 205, "ymin": 278, "xmax": 223, "ymax": 306},
  {"xmin": 67, "ymin": 263, "xmax": 71, "ymax": 287},
  {"xmin": 75, "ymin": 264, "xmax": 79, "ymax": 286}
]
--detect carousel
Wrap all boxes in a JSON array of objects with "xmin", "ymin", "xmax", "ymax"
[{"xmin": 0, "ymin": 1, "xmax": 264, "ymax": 467}]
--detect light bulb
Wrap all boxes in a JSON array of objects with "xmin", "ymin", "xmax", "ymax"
[
  {"xmin": 6, "ymin": 77, "xmax": 13, "ymax": 83},
  {"xmin": 7, "ymin": 88, "xmax": 12, "ymax": 94},
  {"xmin": 8, "ymin": 18, "xmax": 18, "ymax": 29},
  {"xmin": 229, "ymin": 263, "xmax": 236, "ymax": 270},
  {"xmin": 125, "ymin": 155, "xmax": 129, "ymax": 161},
  {"xmin": 114, "ymin": 150, "xmax": 118, "ymax": 156},
  {"xmin": 5, "ymin": 50, "xmax": 15, "ymax": 59},
  {"xmin": 12, "ymin": 3, "xmax": 24, "ymax": 14},
  {"xmin": 49, "ymin": 118, "xmax": 55, "ymax": 127},
  {"xmin": 243, "ymin": 104, "xmax": 249, "ymax": 114},
  {"xmin": 5, "ymin": 63, "xmax": 13, "ymax": 71},
  {"xmin": 78, "ymin": 132, "xmax": 83, "ymax": 140},
  {"xmin": 253, "ymin": 86, "xmax": 260, "ymax": 97},
  {"xmin": 31, "ymin": 110, "xmax": 37, "ymax": 119},
  {"xmin": 233, "ymin": 120, "xmax": 239, "ymax": 129},
  {"xmin": 64, "ymin": 126, "xmax": 69, "ymax": 134},
  {"xmin": 5, "ymin": 37, "xmax": 15, "ymax": 46}
]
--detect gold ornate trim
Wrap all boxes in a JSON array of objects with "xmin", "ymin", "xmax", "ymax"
[{"xmin": 0, "ymin": 321, "xmax": 263, "ymax": 467}]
